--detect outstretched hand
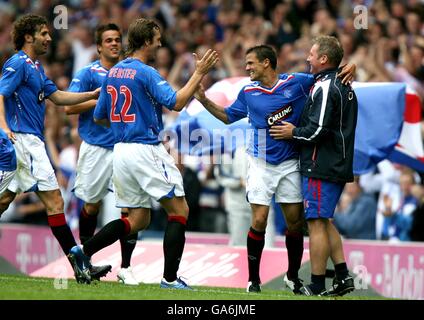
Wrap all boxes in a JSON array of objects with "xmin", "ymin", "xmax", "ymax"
[
  {"xmin": 269, "ymin": 121, "xmax": 296, "ymax": 140},
  {"xmin": 193, "ymin": 49, "xmax": 219, "ymax": 75}
]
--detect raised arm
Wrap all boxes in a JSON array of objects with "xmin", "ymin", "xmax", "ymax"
[{"xmin": 194, "ymin": 84, "xmax": 229, "ymax": 124}]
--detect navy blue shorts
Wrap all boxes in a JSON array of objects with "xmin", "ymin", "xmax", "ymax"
[{"xmin": 302, "ymin": 176, "xmax": 345, "ymax": 220}]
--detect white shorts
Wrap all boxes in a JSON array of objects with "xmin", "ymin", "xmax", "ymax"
[
  {"xmin": 0, "ymin": 170, "xmax": 16, "ymax": 195},
  {"xmin": 73, "ymin": 141, "xmax": 113, "ymax": 203},
  {"xmin": 246, "ymin": 156, "xmax": 302, "ymax": 205},
  {"xmin": 8, "ymin": 133, "xmax": 59, "ymax": 193},
  {"xmin": 113, "ymin": 142, "xmax": 185, "ymax": 208}
]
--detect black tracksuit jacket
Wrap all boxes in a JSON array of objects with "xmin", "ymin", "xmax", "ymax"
[{"xmin": 292, "ymin": 68, "xmax": 358, "ymax": 183}]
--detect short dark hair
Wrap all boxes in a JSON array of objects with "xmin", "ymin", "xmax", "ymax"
[
  {"xmin": 245, "ymin": 45, "xmax": 277, "ymax": 70},
  {"xmin": 95, "ymin": 23, "xmax": 121, "ymax": 47},
  {"xmin": 312, "ymin": 36, "xmax": 344, "ymax": 68},
  {"xmin": 12, "ymin": 14, "xmax": 48, "ymax": 50},
  {"xmin": 126, "ymin": 19, "xmax": 160, "ymax": 56}
]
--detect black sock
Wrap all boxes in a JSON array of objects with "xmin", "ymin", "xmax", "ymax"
[
  {"xmin": 334, "ymin": 262, "xmax": 349, "ymax": 280},
  {"xmin": 247, "ymin": 227, "xmax": 265, "ymax": 283},
  {"xmin": 84, "ymin": 218, "xmax": 130, "ymax": 257},
  {"xmin": 310, "ymin": 274, "xmax": 326, "ymax": 293},
  {"xmin": 79, "ymin": 207, "xmax": 98, "ymax": 245},
  {"xmin": 120, "ymin": 232, "xmax": 138, "ymax": 268},
  {"xmin": 285, "ymin": 230, "xmax": 304, "ymax": 279},
  {"xmin": 163, "ymin": 216, "xmax": 187, "ymax": 282},
  {"xmin": 47, "ymin": 214, "xmax": 77, "ymax": 255}
]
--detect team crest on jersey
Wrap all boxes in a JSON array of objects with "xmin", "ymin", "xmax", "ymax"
[
  {"xmin": 266, "ymin": 104, "xmax": 292, "ymax": 126},
  {"xmin": 283, "ymin": 89, "xmax": 292, "ymax": 99}
]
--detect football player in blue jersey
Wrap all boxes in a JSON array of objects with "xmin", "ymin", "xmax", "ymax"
[
  {"xmin": 68, "ymin": 18, "xmax": 218, "ymax": 289},
  {"xmin": 0, "ymin": 14, "xmax": 104, "ymax": 284},
  {"xmin": 0, "ymin": 128, "xmax": 16, "ymax": 200},
  {"xmin": 270, "ymin": 36, "xmax": 357, "ymax": 296},
  {"xmin": 194, "ymin": 45, "xmax": 354, "ymax": 293},
  {"xmin": 64, "ymin": 23, "xmax": 139, "ymax": 285}
]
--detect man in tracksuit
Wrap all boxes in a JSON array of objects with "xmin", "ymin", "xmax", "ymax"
[{"xmin": 270, "ymin": 35, "xmax": 358, "ymax": 296}]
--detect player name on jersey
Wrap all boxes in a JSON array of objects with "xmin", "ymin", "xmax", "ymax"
[{"xmin": 108, "ymin": 67, "xmax": 136, "ymax": 79}]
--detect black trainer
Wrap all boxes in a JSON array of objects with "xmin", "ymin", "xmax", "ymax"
[
  {"xmin": 246, "ymin": 281, "xmax": 261, "ymax": 293},
  {"xmin": 90, "ymin": 264, "xmax": 112, "ymax": 281},
  {"xmin": 67, "ymin": 246, "xmax": 91, "ymax": 284},
  {"xmin": 299, "ymin": 284, "xmax": 327, "ymax": 296},
  {"xmin": 325, "ymin": 276, "xmax": 354, "ymax": 296},
  {"xmin": 283, "ymin": 274, "xmax": 303, "ymax": 294}
]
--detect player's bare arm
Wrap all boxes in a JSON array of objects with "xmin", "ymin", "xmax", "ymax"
[
  {"xmin": 48, "ymin": 87, "xmax": 100, "ymax": 106},
  {"xmin": 337, "ymin": 63, "xmax": 356, "ymax": 85},
  {"xmin": 174, "ymin": 49, "xmax": 219, "ymax": 111},
  {"xmin": 64, "ymin": 99, "xmax": 98, "ymax": 115},
  {"xmin": 194, "ymin": 84, "xmax": 229, "ymax": 124},
  {"xmin": 269, "ymin": 121, "xmax": 296, "ymax": 139},
  {"xmin": 0, "ymin": 95, "xmax": 16, "ymax": 142}
]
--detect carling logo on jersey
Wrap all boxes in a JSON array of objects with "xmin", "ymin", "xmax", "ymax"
[{"xmin": 267, "ymin": 105, "xmax": 293, "ymax": 126}]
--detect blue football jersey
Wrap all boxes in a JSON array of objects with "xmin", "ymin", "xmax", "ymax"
[
  {"xmin": 69, "ymin": 60, "xmax": 114, "ymax": 149},
  {"xmin": 94, "ymin": 58, "xmax": 177, "ymax": 144},
  {"xmin": 0, "ymin": 51, "xmax": 57, "ymax": 141},
  {"xmin": 225, "ymin": 73, "xmax": 314, "ymax": 164},
  {"xmin": 0, "ymin": 128, "xmax": 16, "ymax": 171}
]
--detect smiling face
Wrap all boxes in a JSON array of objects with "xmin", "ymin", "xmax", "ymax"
[
  {"xmin": 306, "ymin": 43, "xmax": 325, "ymax": 74},
  {"xmin": 30, "ymin": 24, "xmax": 51, "ymax": 56},
  {"xmin": 245, "ymin": 52, "xmax": 267, "ymax": 82},
  {"xmin": 307, "ymin": 36, "xmax": 344, "ymax": 74},
  {"xmin": 98, "ymin": 29, "xmax": 122, "ymax": 61}
]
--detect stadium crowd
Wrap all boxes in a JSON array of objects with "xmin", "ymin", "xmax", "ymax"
[{"xmin": 0, "ymin": 0, "xmax": 424, "ymax": 243}]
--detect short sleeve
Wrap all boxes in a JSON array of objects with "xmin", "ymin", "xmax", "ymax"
[
  {"xmin": 43, "ymin": 77, "xmax": 58, "ymax": 97},
  {"xmin": 143, "ymin": 67, "xmax": 177, "ymax": 110},
  {"xmin": 225, "ymin": 89, "xmax": 248, "ymax": 123},
  {"xmin": 292, "ymin": 73, "xmax": 314, "ymax": 96},
  {"xmin": 0, "ymin": 57, "xmax": 25, "ymax": 97}
]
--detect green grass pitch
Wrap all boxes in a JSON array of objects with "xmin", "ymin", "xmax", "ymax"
[{"xmin": 0, "ymin": 274, "xmax": 390, "ymax": 300}]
